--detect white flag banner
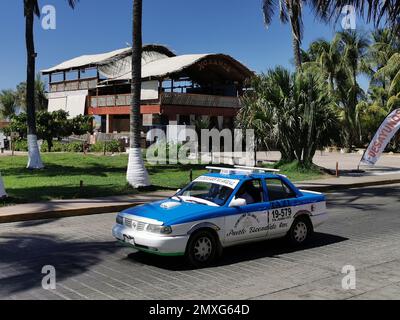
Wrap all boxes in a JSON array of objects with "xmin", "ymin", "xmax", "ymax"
[{"xmin": 361, "ymin": 108, "xmax": 400, "ymax": 165}]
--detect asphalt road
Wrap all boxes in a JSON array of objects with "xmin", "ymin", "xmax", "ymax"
[{"xmin": 1, "ymin": 184, "xmax": 400, "ymax": 300}]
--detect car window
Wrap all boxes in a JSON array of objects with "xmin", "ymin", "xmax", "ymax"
[
  {"xmin": 265, "ymin": 178, "xmax": 296, "ymax": 201},
  {"xmin": 235, "ymin": 179, "xmax": 264, "ymax": 205},
  {"xmin": 178, "ymin": 182, "xmax": 233, "ymax": 206}
]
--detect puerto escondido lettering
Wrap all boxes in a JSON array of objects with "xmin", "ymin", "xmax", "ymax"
[{"xmin": 226, "ymin": 224, "xmax": 276, "ymax": 237}]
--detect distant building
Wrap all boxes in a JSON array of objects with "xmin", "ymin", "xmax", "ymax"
[
  {"xmin": 41, "ymin": 45, "xmax": 253, "ymax": 135},
  {"xmin": 0, "ymin": 120, "xmax": 10, "ymax": 130}
]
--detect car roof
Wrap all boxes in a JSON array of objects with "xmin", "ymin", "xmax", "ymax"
[{"xmin": 203, "ymin": 172, "xmax": 284, "ymax": 181}]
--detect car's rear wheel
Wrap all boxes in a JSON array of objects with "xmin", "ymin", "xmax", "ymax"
[
  {"xmin": 288, "ymin": 217, "xmax": 312, "ymax": 246},
  {"xmin": 186, "ymin": 230, "xmax": 218, "ymax": 268}
]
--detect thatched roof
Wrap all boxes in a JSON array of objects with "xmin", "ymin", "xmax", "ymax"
[
  {"xmin": 109, "ymin": 53, "xmax": 253, "ymax": 83},
  {"xmin": 41, "ymin": 44, "xmax": 175, "ymax": 74},
  {"xmin": 42, "ymin": 44, "xmax": 253, "ymax": 83}
]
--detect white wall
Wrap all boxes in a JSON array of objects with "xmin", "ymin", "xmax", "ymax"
[{"xmin": 141, "ymin": 81, "xmax": 159, "ymax": 100}]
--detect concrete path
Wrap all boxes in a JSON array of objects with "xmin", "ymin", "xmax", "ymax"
[{"xmin": 259, "ymin": 151, "xmax": 400, "ymax": 174}]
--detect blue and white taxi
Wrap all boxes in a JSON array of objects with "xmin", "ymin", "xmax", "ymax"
[{"xmin": 113, "ymin": 166, "xmax": 328, "ymax": 267}]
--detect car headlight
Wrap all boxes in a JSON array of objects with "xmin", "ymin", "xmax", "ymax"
[
  {"xmin": 116, "ymin": 215, "xmax": 124, "ymax": 225},
  {"xmin": 146, "ymin": 224, "xmax": 172, "ymax": 235}
]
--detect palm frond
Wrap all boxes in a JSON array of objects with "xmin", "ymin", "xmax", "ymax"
[{"xmin": 262, "ymin": 0, "xmax": 277, "ymax": 27}]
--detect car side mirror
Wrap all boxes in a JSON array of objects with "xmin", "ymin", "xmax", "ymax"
[
  {"xmin": 229, "ymin": 198, "xmax": 247, "ymax": 208},
  {"xmin": 176, "ymin": 189, "xmax": 181, "ymax": 194}
]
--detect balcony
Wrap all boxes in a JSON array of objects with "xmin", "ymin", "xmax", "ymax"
[
  {"xmin": 49, "ymin": 78, "xmax": 98, "ymax": 93},
  {"xmin": 161, "ymin": 92, "xmax": 241, "ymax": 108},
  {"xmin": 89, "ymin": 92, "xmax": 241, "ymax": 109}
]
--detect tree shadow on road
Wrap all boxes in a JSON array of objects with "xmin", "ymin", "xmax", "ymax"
[
  {"xmin": 125, "ymin": 232, "xmax": 348, "ymax": 271},
  {"xmin": 0, "ymin": 234, "xmax": 122, "ymax": 297},
  {"xmin": 15, "ymin": 219, "xmax": 61, "ymax": 228},
  {"xmin": 327, "ymin": 185, "xmax": 400, "ymax": 211}
]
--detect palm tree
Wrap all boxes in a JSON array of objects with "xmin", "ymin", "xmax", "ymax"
[
  {"xmin": 334, "ymin": 31, "xmax": 369, "ymax": 149},
  {"xmin": 374, "ymin": 52, "xmax": 400, "ymax": 98},
  {"xmin": 236, "ymin": 76, "xmax": 274, "ymax": 163},
  {"xmin": 316, "ymin": 0, "xmax": 400, "ymax": 33},
  {"xmin": 262, "ymin": 1, "xmax": 329, "ymax": 69},
  {"xmin": 15, "ymin": 75, "xmax": 48, "ymax": 112},
  {"xmin": 237, "ymin": 67, "xmax": 337, "ymax": 167},
  {"xmin": 23, "ymin": 0, "xmax": 78, "ymax": 169},
  {"xmin": 305, "ymin": 32, "xmax": 369, "ymax": 149},
  {"xmin": 303, "ymin": 38, "xmax": 342, "ymax": 92},
  {"xmin": 262, "ymin": 0, "xmax": 303, "ymax": 69},
  {"xmin": 126, "ymin": 0, "xmax": 150, "ymax": 188},
  {"xmin": 364, "ymin": 29, "xmax": 399, "ymax": 108},
  {"xmin": 0, "ymin": 90, "xmax": 17, "ymax": 120}
]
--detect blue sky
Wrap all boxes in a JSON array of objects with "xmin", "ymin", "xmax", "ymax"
[{"xmin": 0, "ymin": 0, "xmax": 373, "ymax": 90}]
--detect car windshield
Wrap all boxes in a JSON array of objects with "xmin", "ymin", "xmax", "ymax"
[{"xmin": 176, "ymin": 182, "xmax": 234, "ymax": 206}]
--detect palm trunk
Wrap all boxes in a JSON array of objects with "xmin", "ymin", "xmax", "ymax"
[
  {"xmin": 25, "ymin": 1, "xmax": 44, "ymax": 169},
  {"xmin": 292, "ymin": 34, "xmax": 302, "ymax": 70},
  {"xmin": 126, "ymin": 0, "xmax": 149, "ymax": 188}
]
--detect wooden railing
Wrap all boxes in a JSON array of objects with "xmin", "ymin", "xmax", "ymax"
[
  {"xmin": 90, "ymin": 94, "xmax": 159, "ymax": 108},
  {"xmin": 90, "ymin": 92, "xmax": 241, "ymax": 109},
  {"xmin": 161, "ymin": 92, "xmax": 241, "ymax": 108},
  {"xmin": 49, "ymin": 78, "xmax": 98, "ymax": 93}
]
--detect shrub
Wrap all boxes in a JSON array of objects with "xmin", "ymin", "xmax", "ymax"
[
  {"xmin": 41, "ymin": 141, "xmax": 66, "ymax": 153},
  {"xmin": 65, "ymin": 141, "xmax": 84, "ymax": 153},
  {"xmin": 90, "ymin": 140, "xmax": 123, "ymax": 153},
  {"xmin": 13, "ymin": 139, "xmax": 28, "ymax": 152},
  {"xmin": 145, "ymin": 141, "xmax": 183, "ymax": 162}
]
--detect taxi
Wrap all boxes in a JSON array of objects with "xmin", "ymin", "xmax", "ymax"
[{"xmin": 112, "ymin": 166, "xmax": 328, "ymax": 267}]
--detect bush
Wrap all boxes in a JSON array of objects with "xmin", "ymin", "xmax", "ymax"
[
  {"xmin": 13, "ymin": 139, "xmax": 124, "ymax": 154},
  {"xmin": 145, "ymin": 141, "xmax": 183, "ymax": 162},
  {"xmin": 65, "ymin": 142, "xmax": 84, "ymax": 153},
  {"xmin": 13, "ymin": 139, "xmax": 28, "ymax": 152},
  {"xmin": 90, "ymin": 140, "xmax": 123, "ymax": 153},
  {"xmin": 41, "ymin": 141, "xmax": 66, "ymax": 153}
]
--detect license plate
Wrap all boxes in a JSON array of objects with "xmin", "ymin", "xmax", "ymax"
[{"xmin": 123, "ymin": 235, "xmax": 135, "ymax": 246}]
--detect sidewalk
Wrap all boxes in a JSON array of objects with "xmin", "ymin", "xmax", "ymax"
[
  {"xmin": 1, "ymin": 174, "xmax": 400, "ymax": 224},
  {"xmin": 0, "ymin": 191, "xmax": 172, "ymax": 224},
  {"xmin": 259, "ymin": 151, "xmax": 400, "ymax": 174}
]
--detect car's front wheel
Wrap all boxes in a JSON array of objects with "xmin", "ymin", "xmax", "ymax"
[
  {"xmin": 186, "ymin": 230, "xmax": 219, "ymax": 268},
  {"xmin": 288, "ymin": 217, "xmax": 312, "ymax": 246}
]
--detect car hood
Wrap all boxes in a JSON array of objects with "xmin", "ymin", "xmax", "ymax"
[{"xmin": 121, "ymin": 199, "xmax": 222, "ymax": 226}]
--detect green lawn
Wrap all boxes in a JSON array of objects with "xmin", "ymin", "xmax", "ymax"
[
  {"xmin": 0, "ymin": 154, "xmax": 326, "ymax": 206},
  {"xmin": 262, "ymin": 161, "xmax": 327, "ymax": 182}
]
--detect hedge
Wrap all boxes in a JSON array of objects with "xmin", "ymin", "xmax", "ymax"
[{"xmin": 13, "ymin": 139, "xmax": 124, "ymax": 153}]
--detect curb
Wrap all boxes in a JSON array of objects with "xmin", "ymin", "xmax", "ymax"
[
  {"xmin": 0, "ymin": 202, "xmax": 147, "ymax": 224},
  {"xmin": 1, "ymin": 179, "xmax": 400, "ymax": 224}
]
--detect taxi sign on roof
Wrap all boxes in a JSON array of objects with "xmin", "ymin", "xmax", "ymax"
[{"xmin": 194, "ymin": 175, "xmax": 240, "ymax": 189}]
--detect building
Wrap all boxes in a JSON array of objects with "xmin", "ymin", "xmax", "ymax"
[
  {"xmin": 41, "ymin": 45, "xmax": 253, "ymax": 136},
  {"xmin": 0, "ymin": 121, "xmax": 10, "ymax": 130}
]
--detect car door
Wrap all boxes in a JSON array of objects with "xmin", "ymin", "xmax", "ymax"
[
  {"xmin": 223, "ymin": 179, "xmax": 270, "ymax": 245},
  {"xmin": 265, "ymin": 178, "xmax": 298, "ymax": 238}
]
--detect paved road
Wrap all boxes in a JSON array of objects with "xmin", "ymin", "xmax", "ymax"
[{"xmin": 1, "ymin": 184, "xmax": 400, "ymax": 300}]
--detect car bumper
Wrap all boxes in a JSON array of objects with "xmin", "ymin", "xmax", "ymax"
[
  {"xmin": 311, "ymin": 212, "xmax": 328, "ymax": 229},
  {"xmin": 112, "ymin": 224, "xmax": 188, "ymax": 256}
]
